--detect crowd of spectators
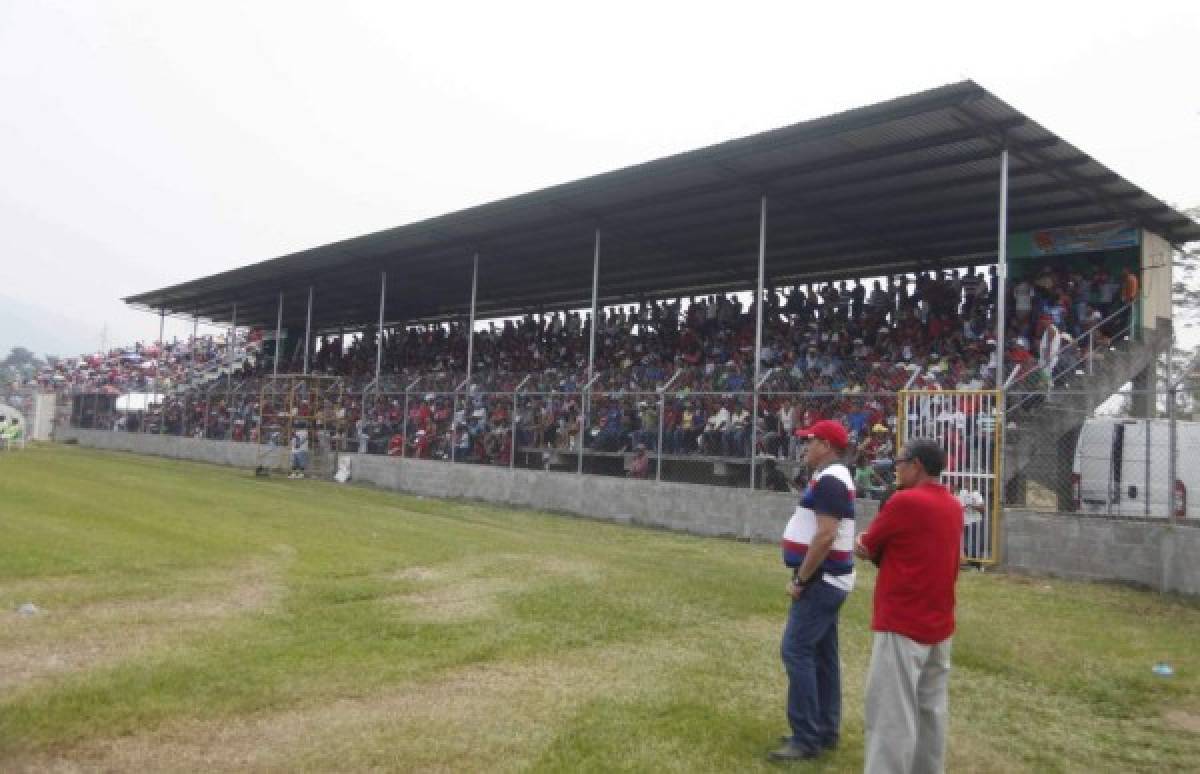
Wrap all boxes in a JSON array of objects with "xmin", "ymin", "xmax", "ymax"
[
  {"xmin": 1004, "ymin": 263, "xmax": 1138, "ymax": 390},
  {"xmin": 60, "ymin": 259, "xmax": 1136, "ymax": 479}
]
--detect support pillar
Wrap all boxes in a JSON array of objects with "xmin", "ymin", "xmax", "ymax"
[
  {"xmin": 995, "ymin": 148, "xmax": 1009, "ymax": 390},
  {"xmin": 303, "ymin": 286, "xmax": 313, "ymax": 375},
  {"xmin": 157, "ymin": 309, "xmax": 166, "ymax": 435},
  {"xmin": 274, "ymin": 292, "xmax": 284, "ymax": 377},
  {"xmin": 227, "ymin": 302, "xmax": 237, "ymax": 440},
  {"xmin": 750, "ymin": 195, "xmax": 767, "ymax": 490},
  {"xmin": 375, "ymin": 272, "xmax": 386, "ymax": 386},
  {"xmin": 580, "ymin": 228, "xmax": 600, "ymax": 475}
]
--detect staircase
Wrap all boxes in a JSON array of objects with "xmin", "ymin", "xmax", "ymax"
[{"xmin": 1002, "ymin": 319, "xmax": 1171, "ymax": 509}]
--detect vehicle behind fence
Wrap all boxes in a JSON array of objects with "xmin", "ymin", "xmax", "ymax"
[{"xmin": 1005, "ymin": 382, "xmax": 1197, "ymax": 522}]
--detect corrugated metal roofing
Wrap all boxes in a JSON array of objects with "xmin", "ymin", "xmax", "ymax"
[{"xmin": 125, "ymin": 80, "xmax": 1200, "ymax": 331}]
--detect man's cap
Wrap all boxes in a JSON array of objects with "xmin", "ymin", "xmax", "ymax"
[{"xmin": 794, "ymin": 419, "xmax": 849, "ymax": 450}]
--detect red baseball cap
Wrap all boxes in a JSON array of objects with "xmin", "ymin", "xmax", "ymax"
[{"xmin": 794, "ymin": 419, "xmax": 849, "ymax": 450}]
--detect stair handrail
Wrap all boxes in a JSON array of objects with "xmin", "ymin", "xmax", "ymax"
[{"xmin": 1006, "ymin": 301, "xmax": 1135, "ymax": 413}]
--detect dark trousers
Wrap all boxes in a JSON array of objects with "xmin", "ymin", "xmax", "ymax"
[{"xmin": 781, "ymin": 578, "xmax": 848, "ymax": 749}]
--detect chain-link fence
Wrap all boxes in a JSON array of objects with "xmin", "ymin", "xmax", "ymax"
[
  {"xmin": 65, "ymin": 384, "xmax": 908, "ymax": 493},
  {"xmin": 67, "ymin": 361, "xmax": 1199, "ymax": 526},
  {"xmin": 1005, "ymin": 382, "xmax": 1197, "ymax": 522}
]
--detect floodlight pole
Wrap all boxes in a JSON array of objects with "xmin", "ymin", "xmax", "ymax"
[
  {"xmin": 303, "ymin": 286, "xmax": 314, "ymax": 375},
  {"xmin": 274, "ymin": 291, "xmax": 283, "ymax": 377},
  {"xmin": 375, "ymin": 272, "xmax": 386, "ymax": 386},
  {"xmin": 580, "ymin": 227, "xmax": 600, "ymax": 475},
  {"xmin": 750, "ymin": 195, "xmax": 767, "ymax": 491}
]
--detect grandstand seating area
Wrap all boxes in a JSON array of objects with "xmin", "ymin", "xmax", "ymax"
[{"xmin": 57, "ymin": 260, "xmax": 1135, "ymax": 483}]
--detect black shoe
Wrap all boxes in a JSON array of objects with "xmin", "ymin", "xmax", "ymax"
[
  {"xmin": 767, "ymin": 741, "xmax": 821, "ymax": 761},
  {"xmin": 778, "ymin": 736, "xmax": 837, "ymax": 751}
]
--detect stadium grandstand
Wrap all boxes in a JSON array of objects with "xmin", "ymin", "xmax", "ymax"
[{"xmin": 55, "ymin": 80, "xmax": 1199, "ymax": 557}]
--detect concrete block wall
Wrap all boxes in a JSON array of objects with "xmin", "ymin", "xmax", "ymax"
[
  {"xmin": 66, "ymin": 428, "xmax": 267, "ymax": 469},
  {"xmin": 63, "ymin": 429, "xmax": 881, "ymax": 542},
  {"xmin": 1004, "ymin": 510, "xmax": 1200, "ymax": 595},
  {"xmin": 62, "ymin": 431, "xmax": 1200, "ymax": 594},
  {"xmin": 348, "ymin": 454, "xmax": 884, "ymax": 541}
]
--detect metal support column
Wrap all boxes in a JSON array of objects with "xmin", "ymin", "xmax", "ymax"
[
  {"xmin": 303, "ymin": 286, "xmax": 313, "ymax": 375},
  {"xmin": 274, "ymin": 292, "xmax": 284, "ymax": 376},
  {"xmin": 994, "ymin": 149, "xmax": 1009, "ymax": 518},
  {"xmin": 580, "ymin": 228, "xmax": 600, "ymax": 475},
  {"xmin": 511, "ymin": 374, "xmax": 532, "ymax": 471},
  {"xmin": 191, "ymin": 314, "xmax": 199, "ymax": 384},
  {"xmin": 226, "ymin": 302, "xmax": 237, "ymax": 440},
  {"xmin": 1168, "ymin": 384, "xmax": 1179, "ymax": 521},
  {"xmin": 750, "ymin": 195, "xmax": 767, "ymax": 490},
  {"xmin": 995, "ymin": 149, "xmax": 1009, "ymax": 391},
  {"xmin": 375, "ymin": 272, "xmax": 386, "ymax": 386},
  {"xmin": 466, "ymin": 254, "xmax": 478, "ymax": 387},
  {"xmin": 401, "ymin": 376, "xmax": 422, "ymax": 461},
  {"xmin": 157, "ymin": 310, "xmax": 166, "ymax": 434}
]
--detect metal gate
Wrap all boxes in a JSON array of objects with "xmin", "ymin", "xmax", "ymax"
[{"xmin": 898, "ymin": 390, "xmax": 1003, "ymax": 564}]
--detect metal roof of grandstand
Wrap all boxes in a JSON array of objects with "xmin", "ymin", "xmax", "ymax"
[{"xmin": 126, "ymin": 79, "xmax": 1200, "ymax": 331}]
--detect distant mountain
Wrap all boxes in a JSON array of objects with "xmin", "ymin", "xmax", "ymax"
[{"xmin": 0, "ymin": 294, "xmax": 97, "ymax": 360}]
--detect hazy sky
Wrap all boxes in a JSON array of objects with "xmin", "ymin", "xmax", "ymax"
[{"xmin": 2, "ymin": 0, "xmax": 1198, "ymax": 358}]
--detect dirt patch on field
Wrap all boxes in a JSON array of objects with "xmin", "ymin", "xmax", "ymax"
[
  {"xmin": 392, "ymin": 577, "xmax": 520, "ymax": 622},
  {"xmin": 8, "ymin": 620, "xmax": 728, "ymax": 773},
  {"xmin": 1165, "ymin": 709, "xmax": 1200, "ymax": 733},
  {"xmin": 383, "ymin": 554, "xmax": 602, "ymax": 623},
  {"xmin": 0, "ymin": 559, "xmax": 285, "ymax": 694},
  {"xmin": 388, "ymin": 565, "xmax": 444, "ymax": 582}
]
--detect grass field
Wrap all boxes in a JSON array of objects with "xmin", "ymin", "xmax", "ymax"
[{"xmin": 1, "ymin": 445, "xmax": 1198, "ymax": 772}]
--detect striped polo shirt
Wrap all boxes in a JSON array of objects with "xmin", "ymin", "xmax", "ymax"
[{"xmin": 781, "ymin": 463, "xmax": 857, "ymax": 592}]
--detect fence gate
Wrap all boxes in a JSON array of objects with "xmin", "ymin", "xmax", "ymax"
[{"xmin": 898, "ymin": 390, "xmax": 1002, "ymax": 564}]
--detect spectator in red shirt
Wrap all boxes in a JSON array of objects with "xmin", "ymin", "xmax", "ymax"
[{"xmin": 855, "ymin": 438, "xmax": 963, "ymax": 774}]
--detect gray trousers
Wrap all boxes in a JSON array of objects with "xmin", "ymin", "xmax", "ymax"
[{"xmin": 864, "ymin": 632, "xmax": 952, "ymax": 774}]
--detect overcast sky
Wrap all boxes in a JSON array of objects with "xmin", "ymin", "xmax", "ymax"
[{"xmin": 2, "ymin": 0, "xmax": 1198, "ymax": 358}]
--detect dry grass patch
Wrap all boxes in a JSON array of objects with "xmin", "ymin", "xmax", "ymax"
[
  {"xmin": 1165, "ymin": 709, "xmax": 1200, "ymax": 734},
  {"xmin": 384, "ymin": 554, "xmax": 604, "ymax": 623},
  {"xmin": 10, "ymin": 617, "xmax": 735, "ymax": 773},
  {"xmin": 390, "ymin": 577, "xmax": 520, "ymax": 622},
  {"xmin": 0, "ymin": 558, "xmax": 285, "ymax": 694}
]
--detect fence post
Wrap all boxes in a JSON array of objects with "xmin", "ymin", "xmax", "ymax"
[
  {"xmin": 401, "ymin": 390, "xmax": 409, "ymax": 459},
  {"xmin": 1087, "ymin": 330, "xmax": 1094, "ymax": 375},
  {"xmin": 450, "ymin": 392, "xmax": 457, "ymax": 464},
  {"xmin": 1144, "ymin": 416, "xmax": 1151, "ymax": 517},
  {"xmin": 1168, "ymin": 384, "xmax": 1178, "ymax": 522},
  {"xmin": 511, "ymin": 391, "xmax": 519, "ymax": 471},
  {"xmin": 656, "ymin": 390, "xmax": 666, "ymax": 482}
]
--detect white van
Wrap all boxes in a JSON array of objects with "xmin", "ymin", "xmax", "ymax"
[{"xmin": 1071, "ymin": 418, "xmax": 1197, "ymax": 520}]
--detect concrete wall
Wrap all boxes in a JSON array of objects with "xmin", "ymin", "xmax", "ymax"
[
  {"xmin": 64, "ymin": 430, "xmax": 1200, "ymax": 594},
  {"xmin": 350, "ymin": 453, "xmax": 879, "ymax": 541},
  {"xmin": 64, "ymin": 428, "xmax": 880, "ymax": 541},
  {"xmin": 67, "ymin": 428, "xmax": 270, "ymax": 469},
  {"xmin": 1004, "ymin": 509, "xmax": 1200, "ymax": 595},
  {"xmin": 1140, "ymin": 229, "xmax": 1173, "ymax": 332}
]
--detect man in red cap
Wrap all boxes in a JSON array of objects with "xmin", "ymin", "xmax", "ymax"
[{"xmin": 769, "ymin": 419, "xmax": 857, "ymax": 762}]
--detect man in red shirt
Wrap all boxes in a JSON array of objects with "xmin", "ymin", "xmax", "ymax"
[{"xmin": 855, "ymin": 439, "xmax": 963, "ymax": 774}]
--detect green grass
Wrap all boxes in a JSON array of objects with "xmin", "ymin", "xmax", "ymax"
[{"xmin": 1, "ymin": 445, "xmax": 1198, "ymax": 772}]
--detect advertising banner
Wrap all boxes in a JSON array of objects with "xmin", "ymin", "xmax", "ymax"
[{"xmin": 1019, "ymin": 220, "xmax": 1140, "ymax": 258}]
